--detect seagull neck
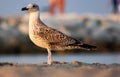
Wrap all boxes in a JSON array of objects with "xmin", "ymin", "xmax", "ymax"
[{"xmin": 29, "ymin": 11, "xmax": 40, "ymax": 23}]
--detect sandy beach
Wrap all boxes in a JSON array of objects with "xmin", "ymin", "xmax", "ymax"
[{"xmin": 0, "ymin": 62, "xmax": 120, "ymax": 77}]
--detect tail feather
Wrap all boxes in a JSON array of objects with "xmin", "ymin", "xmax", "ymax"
[
  {"xmin": 79, "ymin": 43, "xmax": 97, "ymax": 50},
  {"xmin": 68, "ymin": 43, "xmax": 97, "ymax": 50}
]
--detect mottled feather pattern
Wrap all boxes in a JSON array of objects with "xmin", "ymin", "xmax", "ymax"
[
  {"xmin": 29, "ymin": 18, "xmax": 97, "ymax": 50},
  {"xmin": 31, "ymin": 20, "xmax": 77, "ymax": 46}
]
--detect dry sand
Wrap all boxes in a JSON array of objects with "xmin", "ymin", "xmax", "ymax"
[{"xmin": 0, "ymin": 61, "xmax": 120, "ymax": 77}]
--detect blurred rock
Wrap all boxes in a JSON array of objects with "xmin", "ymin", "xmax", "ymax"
[{"xmin": 0, "ymin": 14, "xmax": 120, "ymax": 53}]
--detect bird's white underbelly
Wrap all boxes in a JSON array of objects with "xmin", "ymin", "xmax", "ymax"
[{"xmin": 29, "ymin": 34, "xmax": 49, "ymax": 49}]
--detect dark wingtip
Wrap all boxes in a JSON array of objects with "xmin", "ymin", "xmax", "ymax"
[
  {"xmin": 21, "ymin": 7, "xmax": 28, "ymax": 11},
  {"xmin": 78, "ymin": 43, "xmax": 97, "ymax": 51}
]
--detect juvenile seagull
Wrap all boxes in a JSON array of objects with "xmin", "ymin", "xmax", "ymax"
[{"xmin": 21, "ymin": 3, "xmax": 96, "ymax": 65}]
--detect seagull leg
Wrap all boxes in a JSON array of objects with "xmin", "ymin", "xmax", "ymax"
[{"xmin": 47, "ymin": 49, "xmax": 52, "ymax": 65}]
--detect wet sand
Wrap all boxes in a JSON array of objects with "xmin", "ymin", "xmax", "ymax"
[{"xmin": 0, "ymin": 61, "xmax": 120, "ymax": 77}]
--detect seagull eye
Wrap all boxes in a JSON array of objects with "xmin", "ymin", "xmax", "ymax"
[{"xmin": 33, "ymin": 5, "xmax": 36, "ymax": 8}]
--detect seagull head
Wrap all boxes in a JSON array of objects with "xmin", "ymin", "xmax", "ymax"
[{"xmin": 21, "ymin": 3, "xmax": 39, "ymax": 13}]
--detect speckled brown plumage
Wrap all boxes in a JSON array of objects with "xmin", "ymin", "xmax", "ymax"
[{"xmin": 22, "ymin": 3, "xmax": 96, "ymax": 65}]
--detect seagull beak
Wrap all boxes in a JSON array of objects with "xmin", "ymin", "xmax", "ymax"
[{"xmin": 21, "ymin": 7, "xmax": 28, "ymax": 11}]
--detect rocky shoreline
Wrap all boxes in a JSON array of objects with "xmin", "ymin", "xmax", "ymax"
[{"xmin": 0, "ymin": 14, "xmax": 120, "ymax": 53}]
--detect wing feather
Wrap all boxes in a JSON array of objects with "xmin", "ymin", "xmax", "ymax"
[{"xmin": 35, "ymin": 25, "xmax": 81, "ymax": 46}]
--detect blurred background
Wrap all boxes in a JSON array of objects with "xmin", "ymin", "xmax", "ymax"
[{"xmin": 0, "ymin": 0, "xmax": 120, "ymax": 64}]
